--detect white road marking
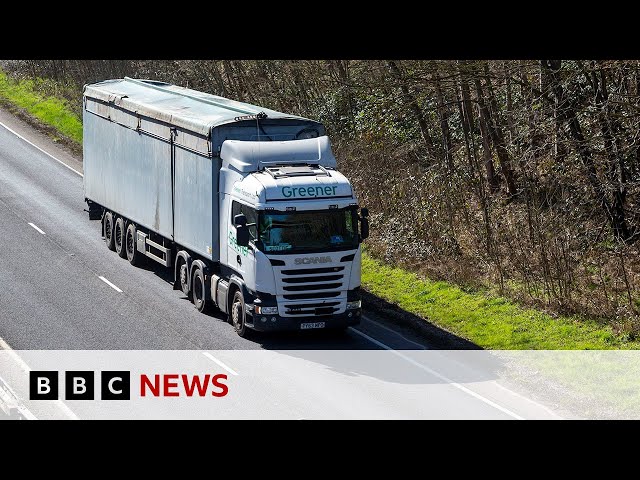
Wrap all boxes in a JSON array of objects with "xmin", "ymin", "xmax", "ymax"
[
  {"xmin": 362, "ymin": 315, "xmax": 427, "ymax": 349},
  {"xmin": 0, "ymin": 120, "xmax": 83, "ymax": 177},
  {"xmin": 361, "ymin": 314, "xmax": 562, "ymax": 419},
  {"xmin": 0, "ymin": 374, "xmax": 37, "ymax": 420},
  {"xmin": 28, "ymin": 222, "xmax": 46, "ymax": 235},
  {"xmin": 98, "ymin": 276, "xmax": 123, "ymax": 293},
  {"xmin": 202, "ymin": 352, "xmax": 239, "ymax": 376},
  {"xmin": 348, "ymin": 327, "xmax": 524, "ymax": 420},
  {"xmin": 492, "ymin": 381, "xmax": 564, "ymax": 419},
  {"xmin": 0, "ymin": 336, "xmax": 78, "ymax": 420}
]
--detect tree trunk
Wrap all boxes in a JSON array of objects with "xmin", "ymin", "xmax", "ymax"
[
  {"xmin": 590, "ymin": 63, "xmax": 633, "ymax": 240},
  {"xmin": 386, "ymin": 60, "xmax": 436, "ymax": 157},
  {"xmin": 433, "ymin": 63, "xmax": 454, "ymax": 172},
  {"xmin": 482, "ymin": 63, "xmax": 518, "ymax": 196},
  {"xmin": 474, "ymin": 76, "xmax": 502, "ymax": 194},
  {"xmin": 542, "ymin": 60, "xmax": 631, "ymax": 240}
]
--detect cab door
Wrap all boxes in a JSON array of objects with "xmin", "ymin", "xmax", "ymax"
[{"xmin": 228, "ymin": 200, "xmax": 257, "ymax": 287}]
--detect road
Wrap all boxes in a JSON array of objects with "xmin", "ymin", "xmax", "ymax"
[{"xmin": 0, "ymin": 108, "xmax": 565, "ymax": 419}]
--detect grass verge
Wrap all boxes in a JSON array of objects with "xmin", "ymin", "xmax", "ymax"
[
  {"xmin": 362, "ymin": 253, "xmax": 639, "ymax": 349},
  {"xmin": 0, "ymin": 70, "xmax": 82, "ymax": 144}
]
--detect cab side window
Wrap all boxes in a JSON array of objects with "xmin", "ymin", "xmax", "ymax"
[{"xmin": 231, "ymin": 201, "xmax": 257, "ymax": 240}]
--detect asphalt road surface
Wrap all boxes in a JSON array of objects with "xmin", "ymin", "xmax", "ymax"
[{"xmin": 0, "ymin": 108, "xmax": 565, "ymax": 419}]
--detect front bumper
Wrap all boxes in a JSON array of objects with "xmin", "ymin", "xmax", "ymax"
[{"xmin": 246, "ymin": 309, "xmax": 361, "ymax": 332}]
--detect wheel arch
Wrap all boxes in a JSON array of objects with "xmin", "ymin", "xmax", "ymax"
[
  {"xmin": 227, "ymin": 275, "xmax": 252, "ymax": 313},
  {"xmin": 190, "ymin": 259, "xmax": 211, "ymax": 302},
  {"xmin": 190, "ymin": 259, "xmax": 209, "ymax": 279}
]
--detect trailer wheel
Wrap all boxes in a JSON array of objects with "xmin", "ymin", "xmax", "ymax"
[
  {"xmin": 230, "ymin": 289, "xmax": 247, "ymax": 337},
  {"xmin": 192, "ymin": 267, "xmax": 208, "ymax": 313},
  {"xmin": 104, "ymin": 212, "xmax": 115, "ymax": 251},
  {"xmin": 125, "ymin": 223, "xmax": 141, "ymax": 266},
  {"xmin": 114, "ymin": 217, "xmax": 127, "ymax": 258}
]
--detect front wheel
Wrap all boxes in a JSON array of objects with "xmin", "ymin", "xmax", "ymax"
[{"xmin": 230, "ymin": 290, "xmax": 247, "ymax": 337}]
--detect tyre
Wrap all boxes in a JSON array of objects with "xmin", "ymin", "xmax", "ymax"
[
  {"xmin": 114, "ymin": 217, "xmax": 127, "ymax": 258},
  {"xmin": 230, "ymin": 289, "xmax": 247, "ymax": 337},
  {"xmin": 177, "ymin": 257, "xmax": 191, "ymax": 298},
  {"xmin": 125, "ymin": 223, "xmax": 141, "ymax": 266},
  {"xmin": 192, "ymin": 267, "xmax": 208, "ymax": 313},
  {"xmin": 104, "ymin": 212, "xmax": 115, "ymax": 251}
]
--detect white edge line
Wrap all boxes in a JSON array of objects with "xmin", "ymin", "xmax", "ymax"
[
  {"xmin": 17, "ymin": 403, "xmax": 38, "ymax": 420},
  {"xmin": 362, "ymin": 315, "xmax": 427, "ymax": 350},
  {"xmin": 348, "ymin": 327, "xmax": 524, "ymax": 420},
  {"xmin": 202, "ymin": 352, "xmax": 239, "ymax": 376},
  {"xmin": 0, "ymin": 376, "xmax": 37, "ymax": 420},
  {"xmin": 28, "ymin": 222, "xmax": 46, "ymax": 235},
  {"xmin": 53, "ymin": 398, "xmax": 80, "ymax": 420},
  {"xmin": 491, "ymin": 381, "xmax": 564, "ymax": 420},
  {"xmin": 0, "ymin": 336, "xmax": 78, "ymax": 420},
  {"xmin": 362, "ymin": 314, "xmax": 563, "ymax": 419},
  {"xmin": 98, "ymin": 276, "xmax": 123, "ymax": 293},
  {"xmin": 0, "ymin": 120, "xmax": 83, "ymax": 177}
]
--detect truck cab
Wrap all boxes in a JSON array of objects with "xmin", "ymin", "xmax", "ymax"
[{"xmin": 218, "ymin": 136, "xmax": 369, "ymax": 335}]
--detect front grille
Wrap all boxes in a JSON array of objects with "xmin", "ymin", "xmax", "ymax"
[
  {"xmin": 282, "ymin": 274, "xmax": 343, "ymax": 283},
  {"xmin": 283, "ymin": 291, "xmax": 341, "ymax": 300},
  {"xmin": 279, "ymin": 265, "xmax": 347, "ymax": 315},
  {"xmin": 283, "ymin": 283, "xmax": 342, "ymax": 292}
]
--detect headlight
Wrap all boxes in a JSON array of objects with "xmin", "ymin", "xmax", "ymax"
[
  {"xmin": 346, "ymin": 300, "xmax": 361, "ymax": 310},
  {"xmin": 255, "ymin": 305, "xmax": 278, "ymax": 315}
]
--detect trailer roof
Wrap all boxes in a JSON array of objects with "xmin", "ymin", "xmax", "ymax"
[{"xmin": 83, "ymin": 77, "xmax": 313, "ymax": 137}]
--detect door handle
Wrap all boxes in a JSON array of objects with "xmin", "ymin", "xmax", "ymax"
[{"xmin": 237, "ymin": 255, "xmax": 242, "ymax": 266}]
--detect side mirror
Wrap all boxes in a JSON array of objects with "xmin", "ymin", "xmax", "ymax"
[
  {"xmin": 234, "ymin": 214, "xmax": 249, "ymax": 247},
  {"xmin": 359, "ymin": 207, "xmax": 369, "ymax": 241}
]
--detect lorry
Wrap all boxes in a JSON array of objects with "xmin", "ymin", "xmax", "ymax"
[{"xmin": 82, "ymin": 77, "xmax": 369, "ymax": 336}]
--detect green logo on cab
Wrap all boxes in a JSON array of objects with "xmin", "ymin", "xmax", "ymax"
[{"xmin": 282, "ymin": 185, "xmax": 337, "ymax": 198}]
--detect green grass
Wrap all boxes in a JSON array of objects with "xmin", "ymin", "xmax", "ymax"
[
  {"xmin": 0, "ymin": 70, "xmax": 82, "ymax": 144},
  {"xmin": 362, "ymin": 253, "xmax": 640, "ymax": 349}
]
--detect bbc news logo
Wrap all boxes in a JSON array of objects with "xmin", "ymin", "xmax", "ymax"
[
  {"xmin": 30, "ymin": 371, "xmax": 131, "ymax": 400},
  {"xmin": 29, "ymin": 371, "xmax": 228, "ymax": 400}
]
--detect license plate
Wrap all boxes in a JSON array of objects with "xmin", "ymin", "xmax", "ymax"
[{"xmin": 300, "ymin": 322, "xmax": 326, "ymax": 330}]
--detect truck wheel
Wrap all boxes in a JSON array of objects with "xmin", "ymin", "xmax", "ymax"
[
  {"xmin": 230, "ymin": 290, "xmax": 247, "ymax": 337},
  {"xmin": 114, "ymin": 217, "xmax": 127, "ymax": 258},
  {"xmin": 104, "ymin": 212, "xmax": 115, "ymax": 251},
  {"xmin": 192, "ymin": 267, "xmax": 208, "ymax": 313},
  {"xmin": 125, "ymin": 223, "xmax": 141, "ymax": 266},
  {"xmin": 178, "ymin": 259, "xmax": 191, "ymax": 298}
]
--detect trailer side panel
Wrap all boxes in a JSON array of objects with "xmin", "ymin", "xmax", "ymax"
[
  {"xmin": 83, "ymin": 106, "xmax": 174, "ymax": 238},
  {"xmin": 173, "ymin": 144, "xmax": 218, "ymax": 260}
]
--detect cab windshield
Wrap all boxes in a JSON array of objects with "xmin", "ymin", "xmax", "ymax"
[{"xmin": 257, "ymin": 207, "xmax": 359, "ymax": 254}]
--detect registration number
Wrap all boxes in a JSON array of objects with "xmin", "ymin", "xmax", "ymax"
[{"xmin": 300, "ymin": 322, "xmax": 326, "ymax": 330}]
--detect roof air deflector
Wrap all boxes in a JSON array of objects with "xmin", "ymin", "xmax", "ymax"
[{"xmin": 264, "ymin": 165, "xmax": 330, "ymax": 179}]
